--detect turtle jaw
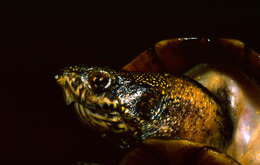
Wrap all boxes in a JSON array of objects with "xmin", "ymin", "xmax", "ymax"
[
  {"xmin": 74, "ymin": 102, "xmax": 130, "ymax": 133},
  {"xmin": 72, "ymin": 95, "xmax": 138, "ymax": 134}
]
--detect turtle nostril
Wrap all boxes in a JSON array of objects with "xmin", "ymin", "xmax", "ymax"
[
  {"xmin": 54, "ymin": 74, "xmax": 59, "ymax": 80},
  {"xmin": 56, "ymin": 76, "xmax": 67, "ymax": 86}
]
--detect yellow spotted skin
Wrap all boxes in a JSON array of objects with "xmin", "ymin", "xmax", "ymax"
[
  {"xmin": 56, "ymin": 66, "xmax": 232, "ymax": 150},
  {"xmin": 125, "ymin": 72, "xmax": 169, "ymax": 88},
  {"xmin": 160, "ymin": 76, "xmax": 230, "ymax": 150}
]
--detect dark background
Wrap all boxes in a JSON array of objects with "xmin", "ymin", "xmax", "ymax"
[{"xmin": 1, "ymin": 5, "xmax": 260, "ymax": 164}]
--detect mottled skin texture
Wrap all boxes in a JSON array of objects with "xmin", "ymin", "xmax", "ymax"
[{"xmin": 56, "ymin": 66, "xmax": 232, "ymax": 150}]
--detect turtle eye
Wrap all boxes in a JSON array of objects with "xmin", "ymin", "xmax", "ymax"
[{"xmin": 89, "ymin": 71, "xmax": 112, "ymax": 92}]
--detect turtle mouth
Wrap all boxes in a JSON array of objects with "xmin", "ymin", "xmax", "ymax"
[
  {"xmin": 73, "ymin": 99, "xmax": 130, "ymax": 133},
  {"xmin": 75, "ymin": 102, "xmax": 121, "ymax": 122}
]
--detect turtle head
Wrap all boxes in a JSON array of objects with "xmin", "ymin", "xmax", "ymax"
[{"xmin": 55, "ymin": 65, "xmax": 167, "ymax": 138}]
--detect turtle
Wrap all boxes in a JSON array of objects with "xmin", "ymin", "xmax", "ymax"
[{"xmin": 55, "ymin": 37, "xmax": 260, "ymax": 165}]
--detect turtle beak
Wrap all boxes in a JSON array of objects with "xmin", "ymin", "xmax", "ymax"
[
  {"xmin": 55, "ymin": 74, "xmax": 75, "ymax": 105},
  {"xmin": 62, "ymin": 88, "xmax": 74, "ymax": 105},
  {"xmin": 55, "ymin": 74, "xmax": 65, "ymax": 85}
]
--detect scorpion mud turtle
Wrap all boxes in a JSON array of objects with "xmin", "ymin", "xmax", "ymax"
[{"xmin": 56, "ymin": 37, "xmax": 260, "ymax": 165}]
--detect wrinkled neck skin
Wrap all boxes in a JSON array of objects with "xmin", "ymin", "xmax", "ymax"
[
  {"xmin": 98, "ymin": 72, "xmax": 229, "ymax": 150},
  {"xmin": 185, "ymin": 64, "xmax": 260, "ymax": 165},
  {"xmin": 94, "ymin": 75, "xmax": 171, "ymax": 147}
]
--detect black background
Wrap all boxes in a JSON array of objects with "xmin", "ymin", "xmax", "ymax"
[{"xmin": 1, "ymin": 4, "xmax": 260, "ymax": 164}]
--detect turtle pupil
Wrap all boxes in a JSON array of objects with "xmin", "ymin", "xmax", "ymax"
[{"xmin": 90, "ymin": 73, "xmax": 110, "ymax": 92}]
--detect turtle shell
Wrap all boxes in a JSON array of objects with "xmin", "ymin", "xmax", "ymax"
[
  {"xmin": 120, "ymin": 139, "xmax": 240, "ymax": 165},
  {"xmin": 121, "ymin": 37, "xmax": 260, "ymax": 165}
]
